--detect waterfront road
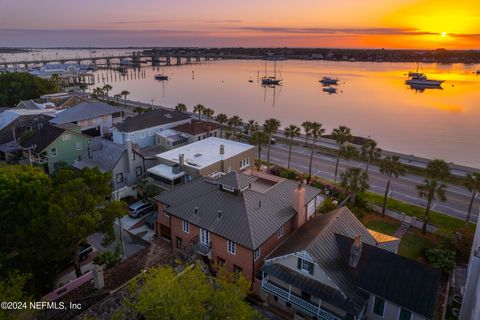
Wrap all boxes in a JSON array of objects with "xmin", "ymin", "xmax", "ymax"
[{"xmin": 262, "ymin": 143, "xmax": 479, "ymax": 222}]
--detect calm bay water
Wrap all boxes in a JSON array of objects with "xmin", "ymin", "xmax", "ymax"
[
  {"xmin": 3, "ymin": 49, "xmax": 479, "ymax": 168},
  {"xmin": 94, "ymin": 59, "xmax": 480, "ymax": 168}
]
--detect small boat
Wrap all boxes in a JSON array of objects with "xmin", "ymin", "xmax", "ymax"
[
  {"xmin": 248, "ymin": 79, "xmax": 253, "ymax": 83},
  {"xmin": 322, "ymin": 87, "xmax": 337, "ymax": 94},
  {"xmin": 261, "ymin": 59, "xmax": 282, "ymax": 86},
  {"xmin": 476, "ymin": 70, "xmax": 480, "ymax": 75},
  {"xmin": 319, "ymin": 77, "xmax": 338, "ymax": 85},
  {"xmin": 405, "ymin": 73, "xmax": 443, "ymax": 87},
  {"xmin": 154, "ymin": 74, "xmax": 168, "ymax": 81}
]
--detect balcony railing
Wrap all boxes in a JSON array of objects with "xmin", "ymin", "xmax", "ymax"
[{"xmin": 262, "ymin": 279, "xmax": 341, "ymax": 320}]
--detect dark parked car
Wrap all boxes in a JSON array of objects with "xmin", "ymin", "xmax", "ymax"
[{"xmin": 128, "ymin": 200, "xmax": 154, "ymax": 218}]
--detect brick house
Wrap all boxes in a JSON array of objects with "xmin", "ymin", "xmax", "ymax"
[{"xmin": 154, "ymin": 171, "xmax": 325, "ymax": 281}]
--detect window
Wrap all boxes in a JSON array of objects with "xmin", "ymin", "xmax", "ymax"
[
  {"xmin": 149, "ymin": 129, "xmax": 154, "ymax": 136},
  {"xmin": 297, "ymin": 258, "xmax": 314, "ymax": 275},
  {"xmin": 62, "ymin": 133, "xmax": 71, "ymax": 141},
  {"xmin": 277, "ymin": 226, "xmax": 284, "ymax": 238},
  {"xmin": 254, "ymin": 248, "xmax": 261, "ymax": 261},
  {"xmin": 182, "ymin": 220, "xmax": 190, "ymax": 233},
  {"xmin": 50, "ymin": 148, "xmax": 57, "ymax": 157},
  {"xmin": 227, "ymin": 240, "xmax": 236, "ymax": 255},
  {"xmin": 25, "ymin": 126, "xmax": 33, "ymax": 131},
  {"xmin": 75, "ymin": 142, "xmax": 82, "ymax": 150},
  {"xmin": 273, "ymin": 296, "xmax": 278, "ymax": 302},
  {"xmin": 37, "ymin": 123, "xmax": 43, "ymax": 129},
  {"xmin": 176, "ymin": 237, "xmax": 183, "ymax": 249},
  {"xmin": 200, "ymin": 228, "xmax": 210, "ymax": 245},
  {"xmin": 136, "ymin": 166, "xmax": 143, "ymax": 176},
  {"xmin": 398, "ymin": 308, "xmax": 412, "ymax": 320},
  {"xmin": 373, "ymin": 296, "xmax": 386, "ymax": 317},
  {"xmin": 116, "ymin": 173, "xmax": 123, "ymax": 183},
  {"xmin": 140, "ymin": 131, "xmax": 146, "ymax": 139},
  {"xmin": 233, "ymin": 265, "xmax": 242, "ymax": 274},
  {"xmin": 164, "ymin": 210, "xmax": 170, "ymax": 218},
  {"xmin": 217, "ymin": 257, "xmax": 225, "ymax": 267}
]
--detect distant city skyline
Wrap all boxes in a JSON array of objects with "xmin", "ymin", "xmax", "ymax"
[{"xmin": 1, "ymin": 0, "xmax": 479, "ymax": 49}]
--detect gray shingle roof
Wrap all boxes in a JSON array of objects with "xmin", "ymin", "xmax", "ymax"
[
  {"xmin": 267, "ymin": 207, "xmax": 381, "ymax": 297},
  {"xmin": 20, "ymin": 124, "xmax": 65, "ymax": 152},
  {"xmin": 50, "ymin": 101, "xmax": 119, "ymax": 124},
  {"xmin": 155, "ymin": 172, "xmax": 322, "ymax": 250},
  {"xmin": 114, "ymin": 109, "xmax": 190, "ymax": 133},
  {"xmin": 17, "ymin": 100, "xmax": 40, "ymax": 110},
  {"xmin": 336, "ymin": 234, "xmax": 440, "ymax": 319},
  {"xmin": 73, "ymin": 137, "xmax": 126, "ymax": 172}
]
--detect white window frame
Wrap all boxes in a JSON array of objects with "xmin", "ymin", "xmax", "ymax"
[
  {"xmin": 149, "ymin": 129, "xmax": 154, "ymax": 136},
  {"xmin": 75, "ymin": 142, "xmax": 82, "ymax": 151},
  {"xmin": 254, "ymin": 248, "xmax": 261, "ymax": 261},
  {"xmin": 397, "ymin": 308, "xmax": 412, "ymax": 320},
  {"xmin": 301, "ymin": 259, "xmax": 313, "ymax": 273},
  {"xmin": 200, "ymin": 228, "xmax": 210, "ymax": 245},
  {"xmin": 227, "ymin": 240, "xmax": 236, "ymax": 255},
  {"xmin": 277, "ymin": 226, "xmax": 284, "ymax": 238},
  {"xmin": 372, "ymin": 295, "xmax": 386, "ymax": 317},
  {"xmin": 182, "ymin": 220, "xmax": 190, "ymax": 233},
  {"xmin": 50, "ymin": 148, "xmax": 57, "ymax": 157}
]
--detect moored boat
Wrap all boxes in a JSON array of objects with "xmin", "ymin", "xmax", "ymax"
[
  {"xmin": 319, "ymin": 77, "xmax": 338, "ymax": 85},
  {"xmin": 154, "ymin": 74, "xmax": 168, "ymax": 81}
]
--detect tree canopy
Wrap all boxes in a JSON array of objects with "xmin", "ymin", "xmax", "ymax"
[
  {"xmin": 0, "ymin": 73, "xmax": 59, "ymax": 106},
  {"xmin": 0, "ymin": 165, "xmax": 126, "ymax": 296}
]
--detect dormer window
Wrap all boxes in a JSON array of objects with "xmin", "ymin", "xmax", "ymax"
[
  {"xmin": 297, "ymin": 257, "xmax": 314, "ymax": 275},
  {"xmin": 222, "ymin": 184, "xmax": 235, "ymax": 192}
]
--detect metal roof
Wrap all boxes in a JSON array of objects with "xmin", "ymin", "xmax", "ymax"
[
  {"xmin": 73, "ymin": 137, "xmax": 126, "ymax": 172},
  {"xmin": 50, "ymin": 101, "xmax": 118, "ymax": 124},
  {"xmin": 155, "ymin": 172, "xmax": 322, "ymax": 249},
  {"xmin": 114, "ymin": 109, "xmax": 190, "ymax": 133}
]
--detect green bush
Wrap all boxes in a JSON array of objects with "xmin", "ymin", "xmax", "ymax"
[
  {"xmin": 425, "ymin": 248, "xmax": 455, "ymax": 274},
  {"xmin": 317, "ymin": 198, "xmax": 338, "ymax": 213},
  {"xmin": 93, "ymin": 250, "xmax": 121, "ymax": 268}
]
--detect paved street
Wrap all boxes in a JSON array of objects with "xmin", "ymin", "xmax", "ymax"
[{"xmin": 263, "ymin": 143, "xmax": 479, "ymax": 222}]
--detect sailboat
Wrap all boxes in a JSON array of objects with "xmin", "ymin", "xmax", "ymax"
[{"xmin": 261, "ymin": 59, "xmax": 282, "ymax": 86}]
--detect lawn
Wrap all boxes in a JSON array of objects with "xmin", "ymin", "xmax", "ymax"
[
  {"xmin": 365, "ymin": 219, "xmax": 400, "ymax": 236},
  {"xmin": 398, "ymin": 230, "xmax": 438, "ymax": 261},
  {"xmin": 362, "ymin": 192, "xmax": 475, "ymax": 234}
]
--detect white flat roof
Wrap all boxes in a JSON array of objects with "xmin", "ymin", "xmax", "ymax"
[
  {"xmin": 156, "ymin": 137, "xmax": 254, "ymax": 170},
  {"xmin": 148, "ymin": 164, "xmax": 185, "ymax": 180},
  {"xmin": 156, "ymin": 129, "xmax": 180, "ymax": 138}
]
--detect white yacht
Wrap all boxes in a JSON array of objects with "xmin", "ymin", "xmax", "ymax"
[
  {"xmin": 405, "ymin": 73, "xmax": 444, "ymax": 87},
  {"xmin": 319, "ymin": 77, "xmax": 338, "ymax": 85}
]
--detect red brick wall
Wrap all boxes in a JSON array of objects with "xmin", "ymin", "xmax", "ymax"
[
  {"xmin": 156, "ymin": 203, "xmax": 170, "ymax": 230},
  {"xmin": 210, "ymin": 233, "xmax": 254, "ymax": 280},
  {"xmin": 170, "ymin": 215, "xmax": 199, "ymax": 254}
]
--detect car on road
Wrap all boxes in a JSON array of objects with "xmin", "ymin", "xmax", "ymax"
[
  {"xmin": 79, "ymin": 242, "xmax": 93, "ymax": 261},
  {"xmin": 128, "ymin": 200, "xmax": 154, "ymax": 218}
]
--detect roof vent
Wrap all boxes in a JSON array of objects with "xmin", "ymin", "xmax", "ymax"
[
  {"xmin": 194, "ymin": 206, "xmax": 199, "ymax": 216},
  {"xmin": 217, "ymin": 210, "xmax": 222, "ymax": 220},
  {"xmin": 258, "ymin": 200, "xmax": 262, "ymax": 208},
  {"xmin": 220, "ymin": 144, "xmax": 225, "ymax": 155},
  {"xmin": 165, "ymin": 113, "xmax": 173, "ymax": 119},
  {"xmin": 348, "ymin": 235, "xmax": 363, "ymax": 268}
]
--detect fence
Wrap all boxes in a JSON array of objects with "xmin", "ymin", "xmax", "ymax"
[
  {"xmin": 41, "ymin": 271, "xmax": 93, "ymax": 302},
  {"xmin": 369, "ymin": 204, "xmax": 438, "ymax": 233}
]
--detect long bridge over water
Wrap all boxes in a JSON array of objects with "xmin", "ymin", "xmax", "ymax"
[{"xmin": 1, "ymin": 51, "xmax": 223, "ymax": 68}]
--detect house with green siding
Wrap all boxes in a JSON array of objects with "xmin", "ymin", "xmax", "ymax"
[{"xmin": 21, "ymin": 124, "xmax": 91, "ymax": 174}]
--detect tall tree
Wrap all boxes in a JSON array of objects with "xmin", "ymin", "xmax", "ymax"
[
  {"xmin": 284, "ymin": 125, "xmax": 301, "ymax": 169},
  {"xmin": 91, "ymin": 87, "xmax": 104, "ymax": 100},
  {"xmin": 120, "ymin": 90, "xmax": 130, "ymax": 106},
  {"xmin": 193, "ymin": 104, "xmax": 205, "ymax": 120},
  {"xmin": 417, "ymin": 179, "xmax": 447, "ymax": 234},
  {"xmin": 0, "ymin": 73, "xmax": 59, "ymax": 105},
  {"xmin": 215, "ymin": 113, "xmax": 228, "ymax": 138},
  {"xmin": 202, "ymin": 107, "xmax": 214, "ymax": 123},
  {"xmin": 379, "ymin": 156, "xmax": 406, "ymax": 216},
  {"xmin": 340, "ymin": 167, "xmax": 369, "ymax": 205},
  {"xmin": 426, "ymin": 159, "xmax": 451, "ymax": 180},
  {"xmin": 331, "ymin": 126, "xmax": 352, "ymax": 184},
  {"xmin": 263, "ymin": 118, "xmax": 281, "ymax": 168},
  {"xmin": 245, "ymin": 120, "xmax": 259, "ymax": 136},
  {"xmin": 301, "ymin": 121, "xmax": 313, "ymax": 146},
  {"xmin": 175, "ymin": 103, "xmax": 187, "ymax": 112},
  {"xmin": 361, "ymin": 137, "xmax": 381, "ymax": 174},
  {"xmin": 113, "ymin": 93, "xmax": 122, "ymax": 104},
  {"xmin": 102, "ymin": 84, "xmax": 112, "ymax": 101},
  {"xmin": 249, "ymin": 131, "xmax": 268, "ymax": 170},
  {"xmin": 307, "ymin": 122, "xmax": 325, "ymax": 180},
  {"xmin": 228, "ymin": 115, "xmax": 243, "ymax": 141},
  {"xmin": 464, "ymin": 173, "xmax": 480, "ymax": 225}
]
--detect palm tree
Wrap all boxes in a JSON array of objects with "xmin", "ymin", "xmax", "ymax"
[
  {"xmin": 284, "ymin": 125, "xmax": 301, "ymax": 169},
  {"xmin": 79, "ymin": 83, "xmax": 88, "ymax": 92},
  {"xmin": 249, "ymin": 131, "xmax": 268, "ymax": 170},
  {"xmin": 301, "ymin": 121, "xmax": 313, "ymax": 146},
  {"xmin": 340, "ymin": 167, "xmax": 369, "ymax": 205},
  {"xmin": 113, "ymin": 94, "xmax": 122, "ymax": 104},
  {"xmin": 426, "ymin": 159, "xmax": 450, "ymax": 180},
  {"xmin": 216, "ymin": 113, "xmax": 228, "ymax": 138},
  {"xmin": 228, "ymin": 115, "xmax": 242, "ymax": 140},
  {"xmin": 361, "ymin": 137, "xmax": 381, "ymax": 174},
  {"xmin": 175, "ymin": 103, "xmax": 187, "ymax": 112},
  {"xmin": 245, "ymin": 120, "xmax": 259, "ymax": 136},
  {"xmin": 464, "ymin": 173, "xmax": 480, "ymax": 225},
  {"xmin": 202, "ymin": 108, "xmax": 214, "ymax": 123},
  {"xmin": 379, "ymin": 156, "xmax": 406, "ymax": 216},
  {"xmin": 91, "ymin": 87, "xmax": 104, "ymax": 100},
  {"xmin": 193, "ymin": 104, "xmax": 205, "ymax": 120},
  {"xmin": 102, "ymin": 84, "xmax": 112, "ymax": 101},
  {"xmin": 120, "ymin": 90, "xmax": 130, "ymax": 106},
  {"xmin": 263, "ymin": 118, "xmax": 281, "ymax": 168},
  {"xmin": 331, "ymin": 126, "xmax": 352, "ymax": 184},
  {"xmin": 225, "ymin": 131, "xmax": 232, "ymax": 140},
  {"xmin": 417, "ymin": 179, "xmax": 447, "ymax": 234},
  {"xmin": 307, "ymin": 122, "xmax": 325, "ymax": 180}
]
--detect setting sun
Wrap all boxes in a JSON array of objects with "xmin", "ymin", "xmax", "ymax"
[{"xmin": 441, "ymin": 31, "xmax": 447, "ymax": 38}]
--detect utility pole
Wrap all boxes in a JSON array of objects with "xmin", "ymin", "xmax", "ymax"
[{"xmin": 113, "ymin": 190, "xmax": 126, "ymax": 259}]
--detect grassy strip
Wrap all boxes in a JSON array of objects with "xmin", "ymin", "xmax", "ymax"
[
  {"xmin": 363, "ymin": 192, "xmax": 475, "ymax": 233},
  {"xmin": 398, "ymin": 231, "xmax": 437, "ymax": 261}
]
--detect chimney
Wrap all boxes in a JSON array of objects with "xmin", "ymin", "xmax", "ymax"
[
  {"xmin": 126, "ymin": 139, "xmax": 134, "ymax": 175},
  {"xmin": 179, "ymin": 153, "xmax": 185, "ymax": 168},
  {"xmin": 92, "ymin": 264, "xmax": 104, "ymax": 290},
  {"xmin": 219, "ymin": 144, "xmax": 225, "ymax": 155},
  {"xmin": 348, "ymin": 235, "xmax": 363, "ymax": 268},
  {"xmin": 294, "ymin": 183, "xmax": 306, "ymax": 228}
]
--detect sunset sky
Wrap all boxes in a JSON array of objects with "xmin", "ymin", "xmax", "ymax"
[{"xmin": 1, "ymin": 0, "xmax": 479, "ymax": 48}]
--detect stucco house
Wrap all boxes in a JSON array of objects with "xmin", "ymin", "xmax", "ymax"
[
  {"xmin": 112, "ymin": 109, "xmax": 191, "ymax": 148},
  {"xmin": 20, "ymin": 123, "xmax": 90, "ymax": 174},
  {"xmin": 261, "ymin": 207, "xmax": 440, "ymax": 320}
]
